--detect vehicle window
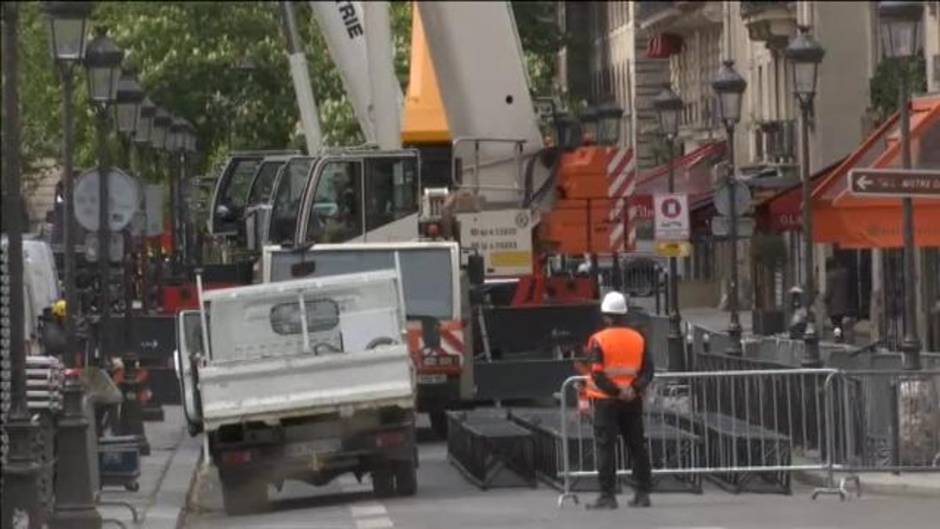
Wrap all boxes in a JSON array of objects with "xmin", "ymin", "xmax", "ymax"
[
  {"xmin": 247, "ymin": 161, "xmax": 284, "ymax": 206},
  {"xmin": 269, "ymin": 298, "xmax": 340, "ymax": 335},
  {"xmin": 304, "ymin": 161, "xmax": 363, "ymax": 244},
  {"xmin": 270, "ymin": 158, "xmax": 314, "ymax": 244},
  {"xmin": 220, "ymin": 158, "xmax": 261, "ymax": 211},
  {"xmin": 365, "ymin": 157, "xmax": 419, "ymax": 231},
  {"xmin": 300, "ymin": 248, "xmax": 454, "ymax": 320}
]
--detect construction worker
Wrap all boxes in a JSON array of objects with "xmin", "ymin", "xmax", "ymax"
[{"xmin": 585, "ymin": 291, "xmax": 653, "ymax": 510}]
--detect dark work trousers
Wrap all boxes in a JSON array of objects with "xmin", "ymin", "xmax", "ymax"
[{"xmin": 593, "ymin": 398, "xmax": 652, "ymax": 496}]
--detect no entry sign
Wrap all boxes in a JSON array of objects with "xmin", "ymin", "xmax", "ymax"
[{"xmin": 654, "ymin": 193, "xmax": 690, "ymax": 242}]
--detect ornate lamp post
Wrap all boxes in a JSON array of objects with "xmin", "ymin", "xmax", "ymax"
[
  {"xmin": 168, "ymin": 116, "xmax": 186, "ymax": 272},
  {"xmin": 785, "ymin": 26, "xmax": 825, "ymax": 367},
  {"xmin": 654, "ymin": 85, "xmax": 686, "ymax": 370},
  {"xmin": 114, "ymin": 68, "xmax": 143, "ymax": 342},
  {"xmin": 711, "ymin": 60, "xmax": 747, "ymax": 356},
  {"xmin": 596, "ymin": 103, "xmax": 625, "ymax": 147},
  {"xmin": 879, "ymin": 0, "xmax": 924, "ymax": 370},
  {"xmin": 83, "ymin": 26, "xmax": 124, "ymax": 362},
  {"xmin": 135, "ymin": 97, "xmax": 155, "ymax": 312},
  {"xmin": 41, "ymin": 1, "xmax": 93, "ymax": 367}
]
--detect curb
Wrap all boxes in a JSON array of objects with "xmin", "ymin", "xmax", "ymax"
[
  {"xmin": 793, "ymin": 468, "xmax": 940, "ymax": 499},
  {"xmin": 174, "ymin": 439, "xmax": 205, "ymax": 529}
]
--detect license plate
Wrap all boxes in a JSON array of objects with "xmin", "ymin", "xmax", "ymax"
[
  {"xmin": 417, "ymin": 374, "xmax": 447, "ymax": 384},
  {"xmin": 285, "ymin": 438, "xmax": 341, "ymax": 458}
]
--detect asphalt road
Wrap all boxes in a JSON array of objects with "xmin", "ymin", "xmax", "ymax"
[{"xmin": 182, "ymin": 427, "xmax": 939, "ymax": 529}]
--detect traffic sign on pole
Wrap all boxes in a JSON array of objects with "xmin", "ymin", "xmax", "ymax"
[
  {"xmin": 847, "ymin": 168, "xmax": 940, "ymax": 198},
  {"xmin": 711, "ymin": 216, "xmax": 755, "ymax": 238},
  {"xmin": 654, "ymin": 193, "xmax": 690, "ymax": 241},
  {"xmin": 714, "ymin": 180, "xmax": 752, "ymax": 216}
]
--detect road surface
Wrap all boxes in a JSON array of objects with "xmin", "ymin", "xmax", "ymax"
[{"xmin": 183, "ymin": 430, "xmax": 939, "ymax": 529}]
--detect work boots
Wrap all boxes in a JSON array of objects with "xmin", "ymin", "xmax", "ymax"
[
  {"xmin": 585, "ymin": 494, "xmax": 618, "ymax": 510},
  {"xmin": 627, "ymin": 491, "xmax": 651, "ymax": 508}
]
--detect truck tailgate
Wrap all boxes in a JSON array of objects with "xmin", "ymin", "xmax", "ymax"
[{"xmin": 199, "ymin": 345, "xmax": 414, "ymax": 430}]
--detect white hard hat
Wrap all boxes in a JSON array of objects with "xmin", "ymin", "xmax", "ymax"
[
  {"xmin": 577, "ymin": 262, "xmax": 591, "ymax": 274},
  {"xmin": 601, "ymin": 291, "xmax": 628, "ymax": 315}
]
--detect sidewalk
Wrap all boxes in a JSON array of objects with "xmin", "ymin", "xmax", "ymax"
[
  {"xmin": 97, "ymin": 405, "xmax": 202, "ymax": 529},
  {"xmin": 791, "ymin": 456, "xmax": 940, "ymax": 498}
]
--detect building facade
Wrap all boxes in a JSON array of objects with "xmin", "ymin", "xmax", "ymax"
[{"xmin": 556, "ymin": 2, "xmax": 937, "ymax": 346}]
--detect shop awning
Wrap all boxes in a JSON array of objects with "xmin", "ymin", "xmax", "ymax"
[
  {"xmin": 810, "ymin": 94, "xmax": 940, "ymax": 248},
  {"xmin": 635, "ymin": 141, "xmax": 726, "ymax": 197},
  {"xmin": 755, "ymin": 158, "xmax": 845, "ymax": 232}
]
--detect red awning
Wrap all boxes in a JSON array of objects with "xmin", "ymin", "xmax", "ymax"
[
  {"xmin": 809, "ymin": 94, "xmax": 940, "ymax": 248},
  {"xmin": 635, "ymin": 141, "xmax": 725, "ymax": 197},
  {"xmin": 755, "ymin": 158, "xmax": 845, "ymax": 232}
]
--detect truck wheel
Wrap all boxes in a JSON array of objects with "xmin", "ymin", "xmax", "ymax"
[
  {"xmin": 394, "ymin": 460, "xmax": 417, "ymax": 496},
  {"xmin": 372, "ymin": 465, "xmax": 395, "ymax": 498},
  {"xmin": 221, "ymin": 474, "xmax": 267, "ymax": 516},
  {"xmin": 429, "ymin": 411, "xmax": 448, "ymax": 440}
]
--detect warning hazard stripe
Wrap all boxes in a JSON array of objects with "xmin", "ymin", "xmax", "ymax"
[
  {"xmin": 606, "ymin": 147, "xmax": 637, "ymax": 252},
  {"xmin": 406, "ymin": 321, "xmax": 464, "ymax": 358}
]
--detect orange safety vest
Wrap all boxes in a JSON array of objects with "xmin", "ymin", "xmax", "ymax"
[{"xmin": 584, "ymin": 327, "xmax": 645, "ymax": 400}]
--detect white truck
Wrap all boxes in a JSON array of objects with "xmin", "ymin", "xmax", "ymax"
[{"xmin": 175, "ymin": 270, "xmax": 417, "ymax": 515}]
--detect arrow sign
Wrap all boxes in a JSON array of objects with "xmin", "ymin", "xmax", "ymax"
[{"xmin": 847, "ymin": 168, "xmax": 940, "ymax": 198}]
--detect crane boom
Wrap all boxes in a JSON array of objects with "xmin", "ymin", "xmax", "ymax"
[
  {"xmin": 310, "ymin": 1, "xmax": 404, "ymax": 146},
  {"xmin": 415, "ymin": 1, "xmax": 552, "ymax": 207},
  {"xmin": 280, "ymin": 1, "xmax": 323, "ymax": 153}
]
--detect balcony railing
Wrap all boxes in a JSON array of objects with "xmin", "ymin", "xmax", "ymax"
[
  {"xmin": 637, "ymin": 1, "xmax": 677, "ymax": 25},
  {"xmin": 740, "ymin": 1, "xmax": 792, "ymax": 19}
]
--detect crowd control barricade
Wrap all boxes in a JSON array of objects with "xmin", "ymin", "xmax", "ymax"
[
  {"xmin": 813, "ymin": 368, "xmax": 940, "ymax": 499},
  {"xmin": 556, "ymin": 367, "xmax": 842, "ymax": 507}
]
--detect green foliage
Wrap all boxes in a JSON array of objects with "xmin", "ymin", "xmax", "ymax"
[
  {"xmin": 12, "ymin": 1, "xmax": 562, "ymax": 190},
  {"xmin": 869, "ymin": 54, "xmax": 928, "ymax": 123}
]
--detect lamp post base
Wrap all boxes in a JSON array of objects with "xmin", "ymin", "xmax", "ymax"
[
  {"xmin": 726, "ymin": 322, "xmax": 743, "ymax": 356},
  {"xmin": 2, "ymin": 412, "xmax": 41, "ymax": 529},
  {"xmin": 901, "ymin": 337, "xmax": 922, "ymax": 371},
  {"xmin": 667, "ymin": 312, "xmax": 685, "ymax": 371}
]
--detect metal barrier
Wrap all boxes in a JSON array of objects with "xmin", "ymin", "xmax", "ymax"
[
  {"xmin": 556, "ymin": 368, "xmax": 841, "ymax": 506},
  {"xmin": 814, "ymin": 369, "xmax": 940, "ymax": 499},
  {"xmin": 555, "ymin": 367, "xmax": 940, "ymax": 506}
]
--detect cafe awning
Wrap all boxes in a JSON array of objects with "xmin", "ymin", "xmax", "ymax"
[
  {"xmin": 635, "ymin": 141, "xmax": 726, "ymax": 197},
  {"xmin": 755, "ymin": 158, "xmax": 845, "ymax": 232},
  {"xmin": 810, "ymin": 94, "xmax": 940, "ymax": 248}
]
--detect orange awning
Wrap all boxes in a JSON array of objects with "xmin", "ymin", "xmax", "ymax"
[{"xmin": 810, "ymin": 94, "xmax": 940, "ymax": 248}]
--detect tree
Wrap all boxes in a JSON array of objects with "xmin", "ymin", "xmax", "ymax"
[
  {"xmin": 12, "ymin": 1, "xmax": 564, "ymax": 188},
  {"xmin": 869, "ymin": 53, "xmax": 928, "ymax": 124}
]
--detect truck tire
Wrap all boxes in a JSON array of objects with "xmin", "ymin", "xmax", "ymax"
[
  {"xmin": 394, "ymin": 459, "xmax": 417, "ymax": 496},
  {"xmin": 221, "ymin": 474, "xmax": 267, "ymax": 516},
  {"xmin": 429, "ymin": 411, "xmax": 448, "ymax": 440},
  {"xmin": 372, "ymin": 465, "xmax": 395, "ymax": 498}
]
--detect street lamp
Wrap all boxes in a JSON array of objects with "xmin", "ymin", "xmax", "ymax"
[
  {"xmin": 151, "ymin": 106, "xmax": 171, "ymax": 151},
  {"xmin": 169, "ymin": 116, "xmax": 186, "ymax": 269},
  {"xmin": 115, "ymin": 68, "xmax": 144, "ymax": 135},
  {"xmin": 596, "ymin": 103, "xmax": 625, "ymax": 146},
  {"xmin": 654, "ymin": 85, "xmax": 686, "ymax": 370},
  {"xmin": 785, "ymin": 25, "xmax": 825, "ymax": 367},
  {"xmin": 712, "ymin": 59, "xmax": 747, "ymax": 356},
  {"xmin": 84, "ymin": 26, "xmax": 123, "ymax": 364},
  {"xmin": 134, "ymin": 96, "xmax": 155, "ymax": 146},
  {"xmin": 41, "ymin": 1, "xmax": 93, "ymax": 372},
  {"xmin": 879, "ymin": 1, "xmax": 924, "ymax": 370},
  {"xmin": 580, "ymin": 106, "xmax": 599, "ymax": 145}
]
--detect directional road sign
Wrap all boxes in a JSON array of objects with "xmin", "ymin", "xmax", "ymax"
[{"xmin": 847, "ymin": 168, "xmax": 940, "ymax": 198}]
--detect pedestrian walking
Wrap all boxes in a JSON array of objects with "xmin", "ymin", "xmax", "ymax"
[{"xmin": 584, "ymin": 291, "xmax": 654, "ymax": 510}]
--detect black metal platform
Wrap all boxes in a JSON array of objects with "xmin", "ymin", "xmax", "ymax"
[
  {"xmin": 446, "ymin": 409, "xmax": 537, "ymax": 490},
  {"xmin": 506, "ymin": 407, "xmax": 704, "ymax": 494}
]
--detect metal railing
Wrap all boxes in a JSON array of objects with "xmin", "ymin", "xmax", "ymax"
[{"xmin": 553, "ymin": 365, "xmax": 940, "ymax": 505}]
